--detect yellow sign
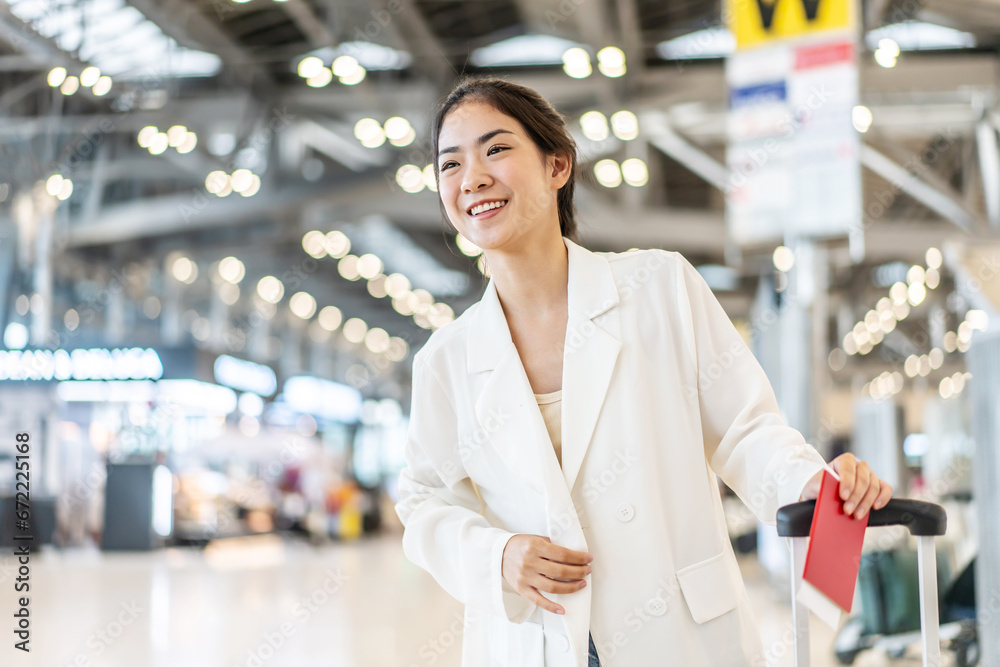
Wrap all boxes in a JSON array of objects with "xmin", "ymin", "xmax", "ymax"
[{"xmin": 727, "ymin": 0, "xmax": 856, "ymax": 49}]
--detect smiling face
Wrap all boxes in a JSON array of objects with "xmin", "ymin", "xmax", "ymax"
[{"xmin": 436, "ymin": 100, "xmax": 570, "ymax": 253}]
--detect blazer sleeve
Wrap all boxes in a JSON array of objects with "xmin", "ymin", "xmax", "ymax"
[
  {"xmin": 394, "ymin": 354, "xmax": 535, "ymax": 623},
  {"xmin": 674, "ymin": 253, "xmax": 827, "ymax": 525}
]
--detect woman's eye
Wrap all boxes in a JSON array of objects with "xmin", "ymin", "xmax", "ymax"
[
  {"xmin": 488, "ymin": 145, "xmax": 508, "ymax": 156},
  {"xmin": 440, "ymin": 161, "xmax": 456, "ymax": 171}
]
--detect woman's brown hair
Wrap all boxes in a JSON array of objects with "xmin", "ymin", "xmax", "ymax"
[{"xmin": 431, "ymin": 76, "xmax": 580, "ymax": 243}]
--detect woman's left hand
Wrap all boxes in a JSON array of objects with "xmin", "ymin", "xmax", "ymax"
[{"xmin": 798, "ymin": 453, "xmax": 894, "ymax": 520}]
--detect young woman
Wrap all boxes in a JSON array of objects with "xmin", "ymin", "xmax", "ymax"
[{"xmin": 395, "ymin": 77, "xmax": 893, "ymax": 667}]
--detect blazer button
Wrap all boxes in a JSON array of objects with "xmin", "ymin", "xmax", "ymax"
[
  {"xmin": 556, "ymin": 634, "xmax": 570, "ymax": 652},
  {"xmin": 616, "ymin": 503, "xmax": 635, "ymax": 522},
  {"xmin": 646, "ymin": 596, "xmax": 668, "ymax": 617}
]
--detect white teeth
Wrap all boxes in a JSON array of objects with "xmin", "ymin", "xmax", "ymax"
[{"xmin": 470, "ymin": 200, "xmax": 507, "ymax": 216}]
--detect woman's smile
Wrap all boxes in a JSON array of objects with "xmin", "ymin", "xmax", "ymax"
[{"xmin": 467, "ymin": 198, "xmax": 509, "ymax": 219}]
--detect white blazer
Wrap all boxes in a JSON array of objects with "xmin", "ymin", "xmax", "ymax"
[{"xmin": 395, "ymin": 237, "xmax": 827, "ymax": 667}]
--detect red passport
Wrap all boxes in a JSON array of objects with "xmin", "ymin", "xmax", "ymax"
[{"xmin": 801, "ymin": 469, "xmax": 868, "ymax": 613}]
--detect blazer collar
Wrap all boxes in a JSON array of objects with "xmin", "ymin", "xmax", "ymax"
[
  {"xmin": 466, "ymin": 236, "xmax": 619, "ymax": 374},
  {"xmin": 467, "ymin": 235, "xmax": 623, "ymax": 494}
]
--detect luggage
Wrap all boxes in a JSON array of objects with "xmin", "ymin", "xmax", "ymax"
[{"xmin": 776, "ymin": 499, "xmax": 947, "ymax": 667}]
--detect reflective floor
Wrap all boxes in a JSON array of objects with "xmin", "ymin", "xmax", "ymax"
[{"xmin": 0, "ymin": 530, "xmax": 945, "ymax": 667}]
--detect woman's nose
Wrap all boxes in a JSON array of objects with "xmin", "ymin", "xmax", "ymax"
[{"xmin": 461, "ymin": 167, "xmax": 491, "ymax": 193}]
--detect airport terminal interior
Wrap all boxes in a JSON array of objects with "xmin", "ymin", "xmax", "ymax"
[{"xmin": 0, "ymin": 0, "xmax": 999, "ymax": 665}]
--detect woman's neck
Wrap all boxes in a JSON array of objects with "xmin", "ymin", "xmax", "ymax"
[{"xmin": 487, "ymin": 232, "xmax": 569, "ymax": 322}]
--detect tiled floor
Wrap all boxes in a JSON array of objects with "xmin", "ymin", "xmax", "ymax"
[{"xmin": 0, "ymin": 530, "xmax": 946, "ymax": 667}]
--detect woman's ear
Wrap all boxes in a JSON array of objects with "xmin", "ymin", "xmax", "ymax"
[{"xmin": 548, "ymin": 151, "xmax": 572, "ymax": 189}]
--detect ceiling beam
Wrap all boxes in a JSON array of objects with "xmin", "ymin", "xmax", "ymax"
[
  {"xmin": 0, "ymin": 2, "xmax": 89, "ymax": 70},
  {"xmin": 860, "ymin": 144, "xmax": 981, "ymax": 232},
  {"xmin": 280, "ymin": 0, "xmax": 336, "ymax": 49},
  {"xmin": 122, "ymin": 0, "xmax": 274, "ymax": 87},
  {"xmin": 382, "ymin": 0, "xmax": 455, "ymax": 88}
]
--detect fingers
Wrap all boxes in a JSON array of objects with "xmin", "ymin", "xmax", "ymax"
[
  {"xmin": 844, "ymin": 462, "xmax": 870, "ymax": 516},
  {"xmin": 853, "ymin": 477, "xmax": 881, "ymax": 520},
  {"xmin": 835, "ymin": 454, "xmax": 856, "ymax": 502},
  {"xmin": 526, "ymin": 586, "xmax": 574, "ymax": 616},
  {"xmin": 539, "ymin": 542, "xmax": 593, "ymax": 566},
  {"xmin": 874, "ymin": 481, "xmax": 893, "ymax": 511},
  {"xmin": 534, "ymin": 558, "xmax": 591, "ymax": 583},
  {"xmin": 532, "ymin": 571, "xmax": 588, "ymax": 594}
]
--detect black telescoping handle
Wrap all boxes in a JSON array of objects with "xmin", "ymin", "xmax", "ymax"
[{"xmin": 776, "ymin": 498, "xmax": 947, "ymax": 537}]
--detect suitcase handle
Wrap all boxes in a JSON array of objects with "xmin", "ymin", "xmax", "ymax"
[{"xmin": 776, "ymin": 498, "xmax": 947, "ymax": 537}]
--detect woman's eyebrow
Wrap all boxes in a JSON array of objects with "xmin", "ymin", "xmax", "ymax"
[{"xmin": 438, "ymin": 128, "xmax": 515, "ymax": 158}]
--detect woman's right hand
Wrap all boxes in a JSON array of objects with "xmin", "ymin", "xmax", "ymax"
[{"xmin": 501, "ymin": 534, "xmax": 593, "ymax": 615}]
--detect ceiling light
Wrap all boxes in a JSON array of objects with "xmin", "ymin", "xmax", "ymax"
[
  {"xmin": 289, "ymin": 292, "xmax": 317, "ymax": 319},
  {"xmin": 357, "ymin": 253, "xmax": 384, "ymax": 279},
  {"xmin": 878, "ymin": 38, "xmax": 901, "ymax": 57},
  {"xmin": 297, "ymin": 56, "xmax": 324, "ymax": 78},
  {"xmin": 562, "ymin": 47, "xmax": 592, "ymax": 78},
  {"xmin": 60, "ymin": 75, "xmax": 80, "ymax": 95},
  {"xmin": 455, "ymin": 234, "xmax": 482, "ymax": 257},
  {"xmin": 205, "ymin": 171, "xmax": 229, "ymax": 195},
  {"xmin": 773, "ymin": 246, "xmax": 795, "ymax": 272},
  {"xmin": 621, "ymin": 158, "xmax": 648, "ymax": 187},
  {"xmin": 422, "ymin": 164, "xmax": 437, "ymax": 192},
  {"xmin": 343, "ymin": 317, "xmax": 368, "ymax": 343},
  {"xmin": 966, "ymin": 309, "xmax": 989, "ymax": 331},
  {"xmin": 926, "ymin": 247, "xmax": 943, "ymax": 269},
  {"xmin": 354, "ymin": 117, "xmax": 385, "ymax": 148},
  {"xmin": 45, "ymin": 175, "xmax": 64, "ymax": 197},
  {"xmin": 907, "ymin": 265, "xmax": 925, "ymax": 285},
  {"xmin": 364, "ymin": 327, "xmax": 390, "ymax": 354},
  {"xmin": 580, "ymin": 111, "xmax": 609, "ymax": 141},
  {"xmin": 306, "ymin": 68, "xmax": 333, "ymax": 87},
  {"xmin": 138, "ymin": 126, "xmax": 158, "ymax": 148},
  {"xmin": 852, "ymin": 105, "xmax": 873, "ymax": 133},
  {"xmin": 610, "ymin": 110, "xmax": 639, "ymax": 140},
  {"xmin": 167, "ymin": 125, "xmax": 188, "ymax": 147},
  {"xmin": 388, "ymin": 126, "xmax": 416, "ymax": 147},
  {"xmin": 318, "ymin": 306, "xmax": 343, "ymax": 332},
  {"xmin": 218, "ymin": 256, "xmax": 245, "ymax": 284},
  {"xmin": 177, "ymin": 132, "xmax": 198, "ymax": 154},
  {"xmin": 384, "ymin": 273, "xmax": 411, "ymax": 298},
  {"xmin": 80, "ymin": 66, "xmax": 101, "ymax": 87},
  {"xmin": 172, "ymin": 257, "xmax": 197, "ymax": 284},
  {"xmin": 396, "ymin": 164, "xmax": 424, "ymax": 193},
  {"xmin": 92, "ymin": 76, "xmax": 112, "ymax": 96},
  {"xmin": 149, "ymin": 133, "xmax": 169, "ymax": 155},
  {"xmin": 338, "ymin": 255, "xmax": 361, "ymax": 281},
  {"xmin": 230, "ymin": 169, "xmax": 254, "ymax": 193},
  {"xmin": 332, "ymin": 55, "xmax": 360, "ymax": 78},
  {"xmin": 257, "ymin": 276, "xmax": 284, "ymax": 304},
  {"xmin": 593, "ymin": 159, "xmax": 622, "ymax": 188},
  {"xmin": 889, "ymin": 281, "xmax": 908, "ymax": 305},
  {"xmin": 324, "ymin": 231, "xmax": 351, "ymax": 258},
  {"xmin": 597, "ymin": 46, "xmax": 626, "ymax": 77},
  {"xmin": 383, "ymin": 116, "xmax": 411, "ymax": 141},
  {"xmin": 240, "ymin": 174, "xmax": 261, "ymax": 197},
  {"xmin": 47, "ymin": 67, "xmax": 67, "ymax": 87},
  {"xmin": 874, "ymin": 48, "xmax": 897, "ymax": 68},
  {"xmin": 339, "ymin": 66, "xmax": 366, "ymax": 85}
]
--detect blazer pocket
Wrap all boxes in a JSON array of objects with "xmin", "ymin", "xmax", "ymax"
[
  {"xmin": 486, "ymin": 613, "xmax": 545, "ymax": 666},
  {"xmin": 675, "ymin": 551, "xmax": 740, "ymax": 624}
]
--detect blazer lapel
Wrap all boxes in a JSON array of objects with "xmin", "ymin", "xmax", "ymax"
[
  {"xmin": 468, "ymin": 237, "xmax": 623, "ymax": 495},
  {"xmin": 561, "ymin": 237, "xmax": 622, "ymax": 493},
  {"xmin": 467, "ymin": 237, "xmax": 620, "ymax": 667},
  {"xmin": 469, "ymin": 277, "xmax": 550, "ymax": 496}
]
